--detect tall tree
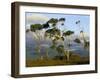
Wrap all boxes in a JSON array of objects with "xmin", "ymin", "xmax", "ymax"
[
  {"xmin": 75, "ymin": 20, "xmax": 89, "ymax": 49},
  {"xmin": 63, "ymin": 30, "xmax": 74, "ymax": 61},
  {"xmin": 30, "ymin": 24, "xmax": 43, "ymax": 59}
]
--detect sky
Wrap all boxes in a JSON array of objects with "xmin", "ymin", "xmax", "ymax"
[{"xmin": 25, "ymin": 12, "xmax": 90, "ymax": 36}]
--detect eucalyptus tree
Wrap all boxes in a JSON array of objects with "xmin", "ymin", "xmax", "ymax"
[
  {"xmin": 45, "ymin": 18, "xmax": 76, "ymax": 61},
  {"xmin": 56, "ymin": 45, "xmax": 70, "ymax": 61},
  {"xmin": 75, "ymin": 20, "xmax": 89, "ymax": 49},
  {"xmin": 74, "ymin": 38, "xmax": 81, "ymax": 44},
  {"xmin": 30, "ymin": 23, "xmax": 52, "ymax": 59},
  {"xmin": 59, "ymin": 18, "xmax": 66, "ymax": 26},
  {"xmin": 30, "ymin": 24, "xmax": 43, "ymax": 59},
  {"xmin": 45, "ymin": 18, "xmax": 65, "ymax": 49},
  {"xmin": 30, "ymin": 17, "xmax": 68, "ymax": 60},
  {"xmin": 48, "ymin": 18, "xmax": 58, "ymax": 27},
  {"xmin": 45, "ymin": 28, "xmax": 61, "ymax": 49},
  {"xmin": 56, "ymin": 45, "xmax": 64, "ymax": 60},
  {"xmin": 63, "ymin": 30, "xmax": 74, "ymax": 47},
  {"xmin": 63, "ymin": 30, "xmax": 74, "ymax": 61}
]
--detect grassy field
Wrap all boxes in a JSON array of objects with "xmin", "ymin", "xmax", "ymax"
[{"xmin": 26, "ymin": 54, "xmax": 89, "ymax": 67}]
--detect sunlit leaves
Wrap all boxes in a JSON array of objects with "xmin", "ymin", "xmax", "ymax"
[{"xmin": 45, "ymin": 28, "xmax": 61, "ymax": 38}]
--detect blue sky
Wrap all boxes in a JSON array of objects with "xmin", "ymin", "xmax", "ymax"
[{"xmin": 26, "ymin": 12, "xmax": 90, "ymax": 36}]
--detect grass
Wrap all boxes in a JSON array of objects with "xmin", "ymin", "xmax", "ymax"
[{"xmin": 26, "ymin": 54, "xmax": 89, "ymax": 67}]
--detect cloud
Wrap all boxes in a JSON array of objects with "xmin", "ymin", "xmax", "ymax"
[{"xmin": 26, "ymin": 13, "xmax": 49, "ymax": 26}]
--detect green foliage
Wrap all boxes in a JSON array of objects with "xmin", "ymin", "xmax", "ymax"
[
  {"xmin": 30, "ymin": 24, "xmax": 43, "ymax": 32},
  {"xmin": 48, "ymin": 18, "xmax": 58, "ymax": 27},
  {"xmin": 59, "ymin": 18, "xmax": 65, "ymax": 21},
  {"xmin": 45, "ymin": 28, "xmax": 61, "ymax": 38},
  {"xmin": 84, "ymin": 41, "xmax": 89, "ymax": 48},
  {"xmin": 74, "ymin": 38, "xmax": 81, "ymax": 43},
  {"xmin": 52, "ymin": 23, "xmax": 56, "ymax": 26},
  {"xmin": 42, "ymin": 22, "xmax": 49, "ymax": 29},
  {"xmin": 29, "ymin": 17, "xmax": 76, "ymax": 62},
  {"xmin": 48, "ymin": 18, "xmax": 58, "ymax": 24},
  {"xmin": 50, "ymin": 44, "xmax": 56, "ymax": 49},
  {"xmin": 61, "ymin": 37, "xmax": 64, "ymax": 41},
  {"xmin": 63, "ymin": 30, "xmax": 74, "ymax": 36},
  {"xmin": 56, "ymin": 45, "xmax": 64, "ymax": 54},
  {"xmin": 59, "ymin": 18, "xmax": 66, "ymax": 25}
]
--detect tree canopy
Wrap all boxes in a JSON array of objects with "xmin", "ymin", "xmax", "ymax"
[
  {"xmin": 59, "ymin": 18, "xmax": 65, "ymax": 22},
  {"xmin": 30, "ymin": 24, "xmax": 43, "ymax": 32},
  {"xmin": 45, "ymin": 28, "xmax": 61, "ymax": 38},
  {"xmin": 48, "ymin": 18, "xmax": 58, "ymax": 24},
  {"xmin": 74, "ymin": 38, "xmax": 81, "ymax": 43},
  {"xmin": 63, "ymin": 30, "xmax": 74, "ymax": 36}
]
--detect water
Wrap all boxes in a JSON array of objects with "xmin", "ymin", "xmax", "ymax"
[{"xmin": 26, "ymin": 32, "xmax": 89, "ymax": 60}]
